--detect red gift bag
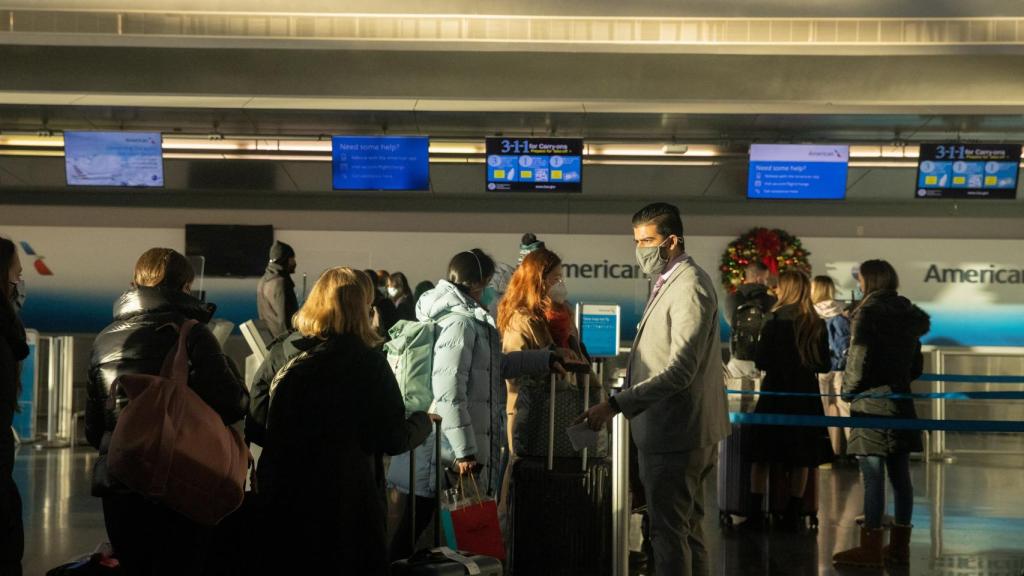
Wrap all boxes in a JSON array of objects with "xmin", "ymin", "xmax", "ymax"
[{"xmin": 447, "ymin": 475, "xmax": 506, "ymax": 561}]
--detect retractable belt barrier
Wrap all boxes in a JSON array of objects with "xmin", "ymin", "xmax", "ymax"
[
  {"xmin": 727, "ymin": 370, "xmax": 1024, "ymax": 432},
  {"xmin": 728, "ymin": 412, "xmax": 1024, "ymax": 433},
  {"xmin": 726, "ymin": 390, "xmax": 1024, "ymax": 400}
]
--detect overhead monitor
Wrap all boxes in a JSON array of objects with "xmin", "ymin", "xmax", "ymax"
[
  {"xmin": 747, "ymin": 144, "xmax": 849, "ymax": 200},
  {"xmin": 576, "ymin": 303, "xmax": 621, "ymax": 358},
  {"xmin": 331, "ymin": 136, "xmax": 430, "ymax": 191},
  {"xmin": 64, "ymin": 131, "xmax": 164, "ymax": 187},
  {"xmin": 185, "ymin": 224, "xmax": 274, "ymax": 278},
  {"xmin": 916, "ymin": 143, "xmax": 1020, "ymax": 199},
  {"xmin": 486, "ymin": 137, "xmax": 583, "ymax": 193}
]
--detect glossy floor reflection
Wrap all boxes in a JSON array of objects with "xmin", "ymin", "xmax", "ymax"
[{"xmin": 14, "ymin": 445, "xmax": 1024, "ymax": 576}]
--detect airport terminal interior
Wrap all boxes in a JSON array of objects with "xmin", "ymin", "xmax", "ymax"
[{"xmin": 2, "ymin": 1, "xmax": 1024, "ymax": 575}]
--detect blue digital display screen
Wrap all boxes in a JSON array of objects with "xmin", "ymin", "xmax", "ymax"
[
  {"xmin": 64, "ymin": 131, "xmax": 164, "ymax": 187},
  {"xmin": 747, "ymin": 144, "xmax": 849, "ymax": 200},
  {"xmin": 580, "ymin": 308, "xmax": 619, "ymax": 358},
  {"xmin": 916, "ymin": 143, "xmax": 1020, "ymax": 199},
  {"xmin": 486, "ymin": 138, "xmax": 583, "ymax": 193},
  {"xmin": 331, "ymin": 136, "xmax": 430, "ymax": 191}
]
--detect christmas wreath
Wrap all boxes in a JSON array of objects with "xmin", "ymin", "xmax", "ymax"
[{"xmin": 720, "ymin": 228, "xmax": 812, "ymax": 293}]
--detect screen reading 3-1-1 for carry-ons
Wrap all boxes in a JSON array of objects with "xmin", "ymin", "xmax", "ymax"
[
  {"xmin": 486, "ymin": 138, "xmax": 583, "ymax": 193},
  {"xmin": 331, "ymin": 136, "xmax": 430, "ymax": 191},
  {"xmin": 748, "ymin": 144, "xmax": 849, "ymax": 200},
  {"xmin": 916, "ymin": 143, "xmax": 1021, "ymax": 199}
]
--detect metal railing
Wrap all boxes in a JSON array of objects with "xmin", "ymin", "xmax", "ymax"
[{"xmin": 35, "ymin": 335, "xmax": 75, "ymax": 449}]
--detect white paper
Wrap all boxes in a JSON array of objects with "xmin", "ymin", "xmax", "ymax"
[{"xmin": 566, "ymin": 421, "xmax": 599, "ymax": 451}]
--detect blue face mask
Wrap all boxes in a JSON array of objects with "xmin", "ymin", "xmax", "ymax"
[{"xmin": 480, "ymin": 286, "xmax": 498, "ymax": 308}]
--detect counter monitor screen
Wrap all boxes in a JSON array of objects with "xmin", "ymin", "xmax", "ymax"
[
  {"xmin": 486, "ymin": 137, "xmax": 583, "ymax": 193},
  {"xmin": 916, "ymin": 143, "xmax": 1021, "ymax": 199},
  {"xmin": 748, "ymin": 144, "xmax": 849, "ymax": 200},
  {"xmin": 331, "ymin": 136, "xmax": 430, "ymax": 191},
  {"xmin": 64, "ymin": 131, "xmax": 164, "ymax": 187}
]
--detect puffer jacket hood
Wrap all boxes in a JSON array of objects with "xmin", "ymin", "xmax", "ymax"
[
  {"xmin": 416, "ymin": 280, "xmax": 492, "ymax": 327},
  {"xmin": 814, "ymin": 299, "xmax": 846, "ymax": 320},
  {"xmin": 113, "ymin": 286, "xmax": 210, "ymax": 323}
]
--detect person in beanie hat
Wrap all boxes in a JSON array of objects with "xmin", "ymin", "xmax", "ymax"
[
  {"xmin": 257, "ymin": 240, "xmax": 299, "ymax": 338},
  {"xmin": 517, "ymin": 233, "xmax": 545, "ymax": 265}
]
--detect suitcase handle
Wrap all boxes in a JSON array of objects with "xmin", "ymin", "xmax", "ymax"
[
  {"xmin": 547, "ymin": 374, "xmax": 556, "ymax": 471},
  {"xmin": 581, "ymin": 372, "xmax": 590, "ymax": 472}
]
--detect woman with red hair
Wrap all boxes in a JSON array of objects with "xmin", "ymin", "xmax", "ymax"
[{"xmin": 497, "ymin": 248, "xmax": 588, "ymax": 506}]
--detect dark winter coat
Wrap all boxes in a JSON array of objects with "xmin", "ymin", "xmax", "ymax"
[
  {"xmin": 747, "ymin": 304, "xmax": 834, "ymax": 467},
  {"xmin": 244, "ymin": 330, "xmax": 313, "ymax": 447},
  {"xmin": 87, "ymin": 287, "xmax": 249, "ymax": 495},
  {"xmin": 255, "ymin": 333, "xmax": 431, "ymax": 575},
  {"xmin": 843, "ymin": 290, "xmax": 930, "ymax": 456},
  {"xmin": 1, "ymin": 303, "xmax": 29, "ymax": 481},
  {"xmin": 394, "ymin": 295, "xmax": 416, "ymax": 322},
  {"xmin": 256, "ymin": 263, "xmax": 299, "ymax": 339}
]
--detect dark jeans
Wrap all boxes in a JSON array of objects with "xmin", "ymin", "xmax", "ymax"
[
  {"xmin": 859, "ymin": 453, "xmax": 913, "ymax": 529},
  {"xmin": 389, "ymin": 495, "xmax": 437, "ymax": 561},
  {"xmin": 102, "ymin": 493, "xmax": 212, "ymax": 576},
  {"xmin": 0, "ymin": 478, "xmax": 23, "ymax": 576}
]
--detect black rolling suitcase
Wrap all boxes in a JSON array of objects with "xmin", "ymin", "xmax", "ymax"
[
  {"xmin": 507, "ymin": 373, "xmax": 612, "ymax": 576},
  {"xmin": 391, "ymin": 419, "xmax": 503, "ymax": 576},
  {"xmin": 717, "ymin": 422, "xmax": 754, "ymax": 527}
]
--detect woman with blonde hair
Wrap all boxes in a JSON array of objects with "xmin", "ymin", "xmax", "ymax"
[
  {"xmin": 811, "ymin": 275, "xmax": 852, "ymax": 458},
  {"xmin": 743, "ymin": 270, "xmax": 833, "ymax": 531},
  {"xmin": 256, "ymin": 267, "xmax": 432, "ymax": 575}
]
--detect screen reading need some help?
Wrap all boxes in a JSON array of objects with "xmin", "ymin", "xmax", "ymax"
[
  {"xmin": 747, "ymin": 144, "xmax": 849, "ymax": 200},
  {"xmin": 485, "ymin": 137, "xmax": 583, "ymax": 193},
  {"xmin": 332, "ymin": 136, "xmax": 430, "ymax": 191}
]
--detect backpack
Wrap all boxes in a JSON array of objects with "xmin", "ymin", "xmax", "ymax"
[
  {"xmin": 384, "ymin": 312, "xmax": 471, "ymax": 415},
  {"xmin": 730, "ymin": 301, "xmax": 768, "ymax": 361}
]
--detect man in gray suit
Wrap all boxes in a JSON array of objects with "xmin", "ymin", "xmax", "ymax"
[{"xmin": 584, "ymin": 202, "xmax": 730, "ymax": 576}]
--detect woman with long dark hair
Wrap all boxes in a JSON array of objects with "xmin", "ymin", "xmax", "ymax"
[
  {"xmin": 387, "ymin": 272, "xmax": 416, "ymax": 322},
  {"xmin": 833, "ymin": 260, "xmax": 929, "ymax": 568},
  {"xmin": 744, "ymin": 270, "xmax": 833, "ymax": 530},
  {"xmin": 387, "ymin": 249, "xmax": 555, "ymax": 560},
  {"xmin": 0, "ymin": 238, "xmax": 27, "ymax": 575}
]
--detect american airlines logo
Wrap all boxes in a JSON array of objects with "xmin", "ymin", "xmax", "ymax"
[{"xmin": 19, "ymin": 241, "xmax": 54, "ymax": 275}]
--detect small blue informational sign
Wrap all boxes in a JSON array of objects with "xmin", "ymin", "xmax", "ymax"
[
  {"xmin": 331, "ymin": 136, "xmax": 430, "ymax": 191},
  {"xmin": 916, "ymin": 143, "xmax": 1020, "ymax": 199},
  {"xmin": 747, "ymin": 144, "xmax": 849, "ymax": 200},
  {"xmin": 64, "ymin": 131, "xmax": 164, "ymax": 187},
  {"xmin": 577, "ymin": 304, "xmax": 621, "ymax": 358}
]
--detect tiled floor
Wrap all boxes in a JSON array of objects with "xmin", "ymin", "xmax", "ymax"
[{"xmin": 13, "ymin": 444, "xmax": 1024, "ymax": 575}]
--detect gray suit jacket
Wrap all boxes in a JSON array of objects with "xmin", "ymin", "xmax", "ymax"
[{"xmin": 615, "ymin": 257, "xmax": 730, "ymax": 454}]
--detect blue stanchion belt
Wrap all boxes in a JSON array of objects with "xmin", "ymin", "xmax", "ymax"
[
  {"xmin": 918, "ymin": 373, "xmax": 1024, "ymax": 384},
  {"xmin": 726, "ymin": 389, "xmax": 1024, "ymax": 400},
  {"xmin": 728, "ymin": 412, "xmax": 1024, "ymax": 433}
]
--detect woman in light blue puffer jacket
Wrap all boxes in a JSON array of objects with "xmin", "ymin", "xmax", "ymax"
[{"xmin": 388, "ymin": 249, "xmax": 554, "ymax": 560}]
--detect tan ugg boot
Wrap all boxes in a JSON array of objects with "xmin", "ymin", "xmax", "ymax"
[
  {"xmin": 833, "ymin": 527, "xmax": 885, "ymax": 568},
  {"xmin": 883, "ymin": 524, "xmax": 912, "ymax": 566}
]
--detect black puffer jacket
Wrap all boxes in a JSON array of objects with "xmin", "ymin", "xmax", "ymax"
[
  {"xmin": 256, "ymin": 333, "xmax": 431, "ymax": 575},
  {"xmin": 843, "ymin": 289, "xmax": 930, "ymax": 456},
  {"xmin": 87, "ymin": 286, "xmax": 249, "ymax": 495}
]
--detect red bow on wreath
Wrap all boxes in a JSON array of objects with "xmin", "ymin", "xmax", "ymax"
[{"xmin": 753, "ymin": 229, "xmax": 781, "ymax": 275}]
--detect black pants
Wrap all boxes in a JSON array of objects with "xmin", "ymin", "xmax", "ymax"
[
  {"xmin": 389, "ymin": 495, "xmax": 437, "ymax": 561},
  {"xmin": 0, "ymin": 478, "xmax": 22, "ymax": 576},
  {"xmin": 102, "ymin": 493, "xmax": 212, "ymax": 576}
]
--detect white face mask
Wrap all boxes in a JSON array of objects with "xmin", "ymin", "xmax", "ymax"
[
  {"xmin": 548, "ymin": 281, "xmax": 568, "ymax": 304},
  {"xmin": 386, "ymin": 286, "xmax": 400, "ymax": 298}
]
